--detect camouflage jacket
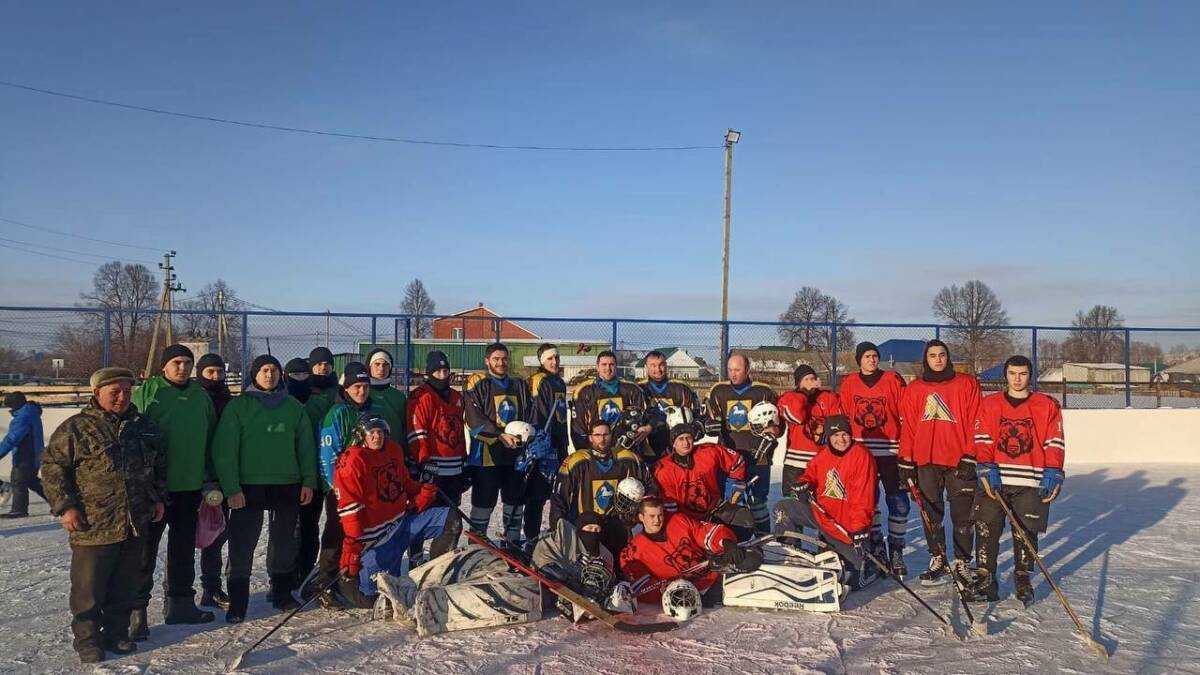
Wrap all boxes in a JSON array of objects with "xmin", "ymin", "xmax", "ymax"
[{"xmin": 42, "ymin": 400, "xmax": 167, "ymax": 546}]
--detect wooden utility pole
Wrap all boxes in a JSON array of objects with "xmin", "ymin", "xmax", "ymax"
[
  {"xmin": 216, "ymin": 288, "xmax": 229, "ymax": 356},
  {"xmin": 144, "ymin": 251, "xmax": 185, "ymax": 377},
  {"xmin": 719, "ymin": 128, "xmax": 740, "ymax": 377}
]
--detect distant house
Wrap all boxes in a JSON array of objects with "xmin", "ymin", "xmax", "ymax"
[
  {"xmin": 432, "ymin": 304, "xmax": 539, "ymax": 341},
  {"xmin": 629, "ymin": 347, "xmax": 707, "ymax": 381},
  {"xmin": 1039, "ymin": 363, "xmax": 1151, "ymax": 384},
  {"xmin": 1160, "ymin": 356, "xmax": 1200, "ymax": 383}
]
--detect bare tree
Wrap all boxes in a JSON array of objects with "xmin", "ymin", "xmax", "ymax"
[
  {"xmin": 1065, "ymin": 305, "xmax": 1124, "ymax": 363},
  {"xmin": 778, "ymin": 286, "xmax": 856, "ymax": 376},
  {"xmin": 932, "ymin": 280, "xmax": 1013, "ymax": 373},
  {"xmin": 79, "ymin": 262, "xmax": 160, "ymax": 349},
  {"xmin": 402, "ymin": 279, "xmax": 437, "ymax": 338},
  {"xmin": 178, "ymin": 279, "xmax": 247, "ymax": 369}
]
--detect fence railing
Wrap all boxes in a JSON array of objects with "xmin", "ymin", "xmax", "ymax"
[{"xmin": 1, "ymin": 306, "xmax": 1198, "ymax": 409}]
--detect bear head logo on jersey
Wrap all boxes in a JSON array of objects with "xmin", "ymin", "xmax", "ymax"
[
  {"xmin": 375, "ymin": 461, "xmax": 403, "ymax": 503},
  {"xmin": 854, "ymin": 395, "xmax": 888, "ymax": 430},
  {"xmin": 664, "ymin": 537, "xmax": 707, "ymax": 572},
  {"xmin": 998, "ymin": 417, "xmax": 1034, "ymax": 458},
  {"xmin": 682, "ymin": 479, "xmax": 710, "ymax": 512}
]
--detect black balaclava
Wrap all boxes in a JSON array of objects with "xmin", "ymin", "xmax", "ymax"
[
  {"xmin": 426, "ymin": 351, "xmax": 452, "ymax": 395},
  {"xmin": 309, "ymin": 347, "xmax": 337, "ymax": 391},
  {"xmin": 284, "ymin": 357, "xmax": 312, "ymax": 403}
]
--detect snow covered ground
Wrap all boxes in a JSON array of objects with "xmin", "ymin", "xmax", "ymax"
[{"xmin": 2, "ymin": 463, "xmax": 1197, "ymax": 675}]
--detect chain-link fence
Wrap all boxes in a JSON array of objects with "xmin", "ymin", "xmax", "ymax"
[{"xmin": 2, "ymin": 306, "xmax": 1198, "ymax": 409}]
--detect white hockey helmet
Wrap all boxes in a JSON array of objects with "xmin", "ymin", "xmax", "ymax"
[
  {"xmin": 748, "ymin": 401, "xmax": 779, "ymax": 436},
  {"xmin": 613, "ymin": 477, "xmax": 645, "ymax": 514},
  {"xmin": 504, "ymin": 421, "xmax": 536, "ymax": 446},
  {"xmin": 661, "ymin": 579, "xmax": 702, "ymax": 621},
  {"xmin": 664, "ymin": 405, "xmax": 694, "ymax": 430}
]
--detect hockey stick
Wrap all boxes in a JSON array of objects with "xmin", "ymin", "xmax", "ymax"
[
  {"xmin": 905, "ymin": 478, "xmax": 978, "ymax": 629},
  {"xmin": 807, "ymin": 496, "xmax": 952, "ymax": 629},
  {"xmin": 435, "ymin": 487, "xmax": 678, "ymax": 634},
  {"xmin": 994, "ymin": 493, "xmax": 1109, "ymax": 660}
]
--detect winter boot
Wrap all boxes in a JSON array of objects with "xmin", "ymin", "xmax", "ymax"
[
  {"xmin": 919, "ymin": 554, "xmax": 949, "ymax": 586},
  {"xmin": 164, "ymin": 595, "xmax": 215, "ymax": 624},
  {"xmin": 1014, "ymin": 573, "xmax": 1036, "ymax": 607},
  {"xmin": 0, "ymin": 511, "xmax": 29, "ymax": 519},
  {"xmin": 966, "ymin": 569, "xmax": 999, "ymax": 603},
  {"xmin": 888, "ymin": 540, "xmax": 907, "ymax": 579},
  {"xmin": 77, "ymin": 648, "xmax": 105, "ymax": 664},
  {"xmin": 269, "ymin": 574, "xmax": 301, "ymax": 612},
  {"xmin": 128, "ymin": 608, "xmax": 149, "ymax": 641},
  {"xmin": 200, "ymin": 588, "xmax": 231, "ymax": 611},
  {"xmin": 848, "ymin": 561, "xmax": 882, "ymax": 591},
  {"xmin": 226, "ymin": 578, "xmax": 251, "ymax": 624},
  {"xmin": 103, "ymin": 637, "xmax": 138, "ymax": 656}
]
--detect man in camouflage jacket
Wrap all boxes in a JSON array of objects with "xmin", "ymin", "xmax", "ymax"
[{"xmin": 42, "ymin": 367, "xmax": 166, "ymax": 664}]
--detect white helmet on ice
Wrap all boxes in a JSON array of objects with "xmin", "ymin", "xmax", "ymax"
[
  {"xmin": 661, "ymin": 579, "xmax": 702, "ymax": 621},
  {"xmin": 613, "ymin": 477, "xmax": 645, "ymax": 515},
  {"xmin": 504, "ymin": 421, "xmax": 536, "ymax": 446},
  {"xmin": 748, "ymin": 401, "xmax": 779, "ymax": 437}
]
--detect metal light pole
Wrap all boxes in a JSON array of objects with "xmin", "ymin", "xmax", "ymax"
[{"xmin": 719, "ymin": 128, "xmax": 740, "ymax": 377}]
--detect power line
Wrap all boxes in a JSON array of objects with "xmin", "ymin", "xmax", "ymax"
[
  {"xmin": 0, "ymin": 79, "xmax": 723, "ymax": 152},
  {"xmin": 0, "ymin": 215, "xmax": 163, "ymax": 252},
  {"xmin": 0, "ymin": 240, "xmax": 99, "ymax": 266},
  {"xmin": 0, "ymin": 235, "xmax": 156, "ymax": 265}
]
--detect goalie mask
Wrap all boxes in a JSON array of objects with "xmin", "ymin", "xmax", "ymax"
[
  {"xmin": 661, "ymin": 579, "xmax": 702, "ymax": 621},
  {"xmin": 613, "ymin": 477, "xmax": 645, "ymax": 515},
  {"xmin": 748, "ymin": 401, "xmax": 779, "ymax": 437},
  {"xmin": 504, "ymin": 421, "xmax": 536, "ymax": 447}
]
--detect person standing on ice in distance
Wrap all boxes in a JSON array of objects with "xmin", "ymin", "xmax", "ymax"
[
  {"xmin": 195, "ymin": 353, "xmax": 233, "ymax": 612},
  {"xmin": 571, "ymin": 351, "xmax": 652, "ymax": 458},
  {"xmin": 639, "ymin": 350, "xmax": 702, "ymax": 467},
  {"xmin": 704, "ymin": 353, "xmax": 779, "ymax": 533},
  {"xmin": 838, "ymin": 341, "xmax": 910, "ymax": 578},
  {"xmin": 463, "ymin": 343, "xmax": 532, "ymax": 543},
  {"xmin": 898, "ymin": 340, "xmax": 981, "ymax": 586},
  {"xmin": 406, "ymin": 351, "xmax": 468, "ymax": 560},
  {"xmin": 523, "ymin": 343, "xmax": 569, "ymax": 542},
  {"xmin": 130, "ymin": 344, "xmax": 218, "ymax": 637},
  {"xmin": 777, "ymin": 364, "xmax": 843, "ymax": 487},
  {"xmin": 0, "ymin": 391, "xmax": 47, "ymax": 518},
  {"xmin": 42, "ymin": 367, "xmax": 166, "ymax": 664},
  {"xmin": 970, "ymin": 355, "xmax": 1065, "ymax": 605}
]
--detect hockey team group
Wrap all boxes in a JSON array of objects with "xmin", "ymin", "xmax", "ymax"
[{"xmin": 4, "ymin": 336, "xmax": 1073, "ymax": 664}]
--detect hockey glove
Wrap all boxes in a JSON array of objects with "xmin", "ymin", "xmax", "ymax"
[
  {"xmin": 1039, "ymin": 468, "xmax": 1064, "ymax": 503},
  {"xmin": 709, "ymin": 537, "xmax": 746, "ymax": 572},
  {"xmin": 419, "ymin": 463, "xmax": 439, "ymax": 485},
  {"xmin": 724, "ymin": 479, "xmax": 747, "ymax": 505},
  {"xmin": 703, "ymin": 418, "xmax": 724, "ymax": 437},
  {"xmin": 341, "ymin": 549, "xmax": 362, "ymax": 578},
  {"xmin": 976, "ymin": 462, "xmax": 1002, "ymax": 498},
  {"xmin": 788, "ymin": 479, "xmax": 813, "ymax": 501},
  {"xmin": 752, "ymin": 435, "xmax": 779, "ymax": 463},
  {"xmin": 850, "ymin": 529, "xmax": 871, "ymax": 564},
  {"xmin": 955, "ymin": 456, "xmax": 977, "ymax": 482},
  {"xmin": 897, "ymin": 459, "xmax": 917, "ymax": 486}
]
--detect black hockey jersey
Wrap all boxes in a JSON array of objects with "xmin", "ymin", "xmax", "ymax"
[
  {"xmin": 571, "ymin": 378, "xmax": 650, "ymax": 455},
  {"xmin": 705, "ymin": 380, "xmax": 778, "ymax": 466},
  {"xmin": 528, "ymin": 369, "xmax": 569, "ymax": 462},
  {"xmin": 549, "ymin": 447, "xmax": 650, "ymax": 527},
  {"xmin": 639, "ymin": 378, "xmax": 702, "ymax": 460},
  {"xmin": 464, "ymin": 372, "xmax": 531, "ymax": 467}
]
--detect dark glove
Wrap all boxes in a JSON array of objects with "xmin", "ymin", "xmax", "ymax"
[
  {"xmin": 419, "ymin": 463, "xmax": 439, "ymax": 485},
  {"xmin": 788, "ymin": 479, "xmax": 813, "ymax": 501},
  {"xmin": 955, "ymin": 457, "xmax": 977, "ymax": 482},
  {"xmin": 897, "ymin": 459, "xmax": 917, "ymax": 487},
  {"xmin": 752, "ymin": 436, "xmax": 778, "ymax": 463},
  {"xmin": 850, "ymin": 529, "xmax": 870, "ymax": 562},
  {"xmin": 703, "ymin": 418, "xmax": 723, "ymax": 437},
  {"xmin": 710, "ymin": 538, "xmax": 746, "ymax": 571}
]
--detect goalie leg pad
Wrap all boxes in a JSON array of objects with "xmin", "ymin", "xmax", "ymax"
[
  {"xmin": 723, "ymin": 562, "xmax": 844, "ymax": 613},
  {"xmin": 413, "ymin": 575, "xmax": 542, "ymax": 637}
]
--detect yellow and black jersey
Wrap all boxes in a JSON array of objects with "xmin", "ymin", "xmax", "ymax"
[
  {"xmin": 464, "ymin": 372, "xmax": 530, "ymax": 467},
  {"xmin": 705, "ymin": 380, "xmax": 778, "ymax": 464},
  {"xmin": 570, "ymin": 378, "xmax": 649, "ymax": 452},
  {"xmin": 549, "ymin": 447, "xmax": 651, "ymax": 527},
  {"xmin": 529, "ymin": 369, "xmax": 569, "ymax": 462},
  {"xmin": 639, "ymin": 378, "xmax": 702, "ymax": 459}
]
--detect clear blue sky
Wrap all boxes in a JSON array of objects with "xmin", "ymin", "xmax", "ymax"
[{"xmin": 2, "ymin": 1, "xmax": 1197, "ymax": 327}]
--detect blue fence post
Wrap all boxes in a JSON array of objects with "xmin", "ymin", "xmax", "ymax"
[
  {"xmin": 370, "ymin": 316, "xmax": 377, "ymax": 350},
  {"xmin": 102, "ymin": 310, "xmax": 111, "ymax": 367},
  {"xmin": 241, "ymin": 313, "xmax": 249, "ymax": 376},
  {"xmin": 935, "ymin": 325, "xmax": 941, "ymax": 341},
  {"xmin": 403, "ymin": 318, "xmax": 412, "ymax": 390},
  {"xmin": 1031, "ymin": 327, "xmax": 1039, "ymax": 391},
  {"xmin": 393, "ymin": 318, "xmax": 400, "ymax": 385},
  {"xmin": 830, "ymin": 323, "xmax": 839, "ymax": 389},
  {"xmin": 1124, "ymin": 329, "xmax": 1132, "ymax": 408}
]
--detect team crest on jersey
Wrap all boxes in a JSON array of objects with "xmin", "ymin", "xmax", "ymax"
[
  {"xmin": 998, "ymin": 417, "xmax": 1034, "ymax": 458},
  {"xmin": 652, "ymin": 397, "xmax": 673, "ymax": 415},
  {"xmin": 375, "ymin": 461, "xmax": 402, "ymax": 503},
  {"xmin": 592, "ymin": 479, "xmax": 617, "ymax": 513},
  {"xmin": 921, "ymin": 393, "xmax": 957, "ymax": 423},
  {"xmin": 854, "ymin": 395, "xmax": 888, "ymax": 430},
  {"xmin": 553, "ymin": 392, "xmax": 568, "ymax": 422},
  {"xmin": 822, "ymin": 468, "xmax": 847, "ymax": 500},
  {"xmin": 726, "ymin": 400, "xmax": 751, "ymax": 431},
  {"xmin": 664, "ymin": 537, "xmax": 706, "ymax": 572},
  {"xmin": 597, "ymin": 397, "xmax": 625, "ymax": 425},
  {"xmin": 494, "ymin": 395, "xmax": 518, "ymax": 424}
]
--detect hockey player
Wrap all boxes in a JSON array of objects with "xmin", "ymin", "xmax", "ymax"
[
  {"xmin": 366, "ymin": 348, "xmax": 408, "ymax": 454},
  {"xmin": 777, "ymin": 364, "xmax": 843, "ymax": 486},
  {"xmin": 298, "ymin": 347, "xmax": 339, "ymax": 594},
  {"xmin": 898, "ymin": 339, "xmax": 982, "ymax": 585},
  {"xmin": 704, "ymin": 353, "xmax": 779, "ymax": 533},
  {"xmin": 306, "ymin": 347, "xmax": 339, "ymax": 424},
  {"xmin": 774, "ymin": 415, "xmax": 879, "ymax": 589},
  {"xmin": 653, "ymin": 423, "xmax": 748, "ymax": 526},
  {"xmin": 639, "ymin": 350, "xmax": 702, "ymax": 465},
  {"xmin": 838, "ymin": 341, "xmax": 910, "ymax": 577},
  {"xmin": 195, "ymin": 354, "xmax": 232, "ymax": 611},
  {"xmin": 970, "ymin": 355, "xmax": 1065, "ymax": 605},
  {"xmin": 621, "ymin": 497, "xmax": 761, "ymax": 603},
  {"xmin": 333, "ymin": 417, "xmax": 449, "ymax": 607},
  {"xmin": 406, "ymin": 351, "xmax": 467, "ymax": 559},
  {"xmin": 464, "ymin": 343, "xmax": 532, "ymax": 543},
  {"xmin": 550, "ymin": 420, "xmax": 650, "ymax": 567},
  {"xmin": 524, "ymin": 343, "xmax": 569, "ymax": 541},
  {"xmin": 571, "ymin": 351, "xmax": 652, "ymax": 458}
]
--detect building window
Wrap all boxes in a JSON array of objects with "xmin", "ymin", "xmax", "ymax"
[{"xmin": 452, "ymin": 327, "xmax": 463, "ymax": 340}]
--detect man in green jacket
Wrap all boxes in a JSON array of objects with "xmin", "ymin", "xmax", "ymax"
[
  {"xmin": 130, "ymin": 344, "xmax": 217, "ymax": 636},
  {"xmin": 367, "ymin": 347, "xmax": 408, "ymax": 451},
  {"xmin": 298, "ymin": 347, "xmax": 339, "ymax": 596},
  {"xmin": 211, "ymin": 355, "xmax": 317, "ymax": 622},
  {"xmin": 42, "ymin": 367, "xmax": 166, "ymax": 664}
]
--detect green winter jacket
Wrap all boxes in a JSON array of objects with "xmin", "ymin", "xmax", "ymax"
[
  {"xmin": 305, "ymin": 388, "xmax": 337, "ymax": 441},
  {"xmin": 211, "ymin": 393, "xmax": 318, "ymax": 497},
  {"xmin": 132, "ymin": 375, "xmax": 216, "ymax": 492},
  {"xmin": 369, "ymin": 385, "xmax": 409, "ymax": 451}
]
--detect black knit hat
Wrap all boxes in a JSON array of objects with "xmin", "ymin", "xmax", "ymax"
[
  {"xmin": 250, "ymin": 354, "xmax": 282, "ymax": 379},
  {"xmin": 342, "ymin": 361, "xmax": 370, "ymax": 387},
  {"xmin": 284, "ymin": 358, "xmax": 310, "ymax": 376},
  {"xmin": 3, "ymin": 392, "xmax": 26, "ymax": 410},
  {"xmin": 160, "ymin": 343, "xmax": 195, "ymax": 368},
  {"xmin": 825, "ymin": 414, "xmax": 851, "ymax": 440},
  {"xmin": 196, "ymin": 353, "xmax": 224, "ymax": 372},
  {"xmin": 669, "ymin": 423, "xmax": 695, "ymax": 442},
  {"xmin": 855, "ymin": 341, "xmax": 880, "ymax": 365},
  {"xmin": 426, "ymin": 351, "xmax": 450, "ymax": 375},
  {"xmin": 309, "ymin": 347, "xmax": 335, "ymax": 367},
  {"xmin": 793, "ymin": 364, "xmax": 817, "ymax": 385}
]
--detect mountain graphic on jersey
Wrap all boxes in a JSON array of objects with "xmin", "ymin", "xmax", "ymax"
[
  {"xmin": 592, "ymin": 479, "xmax": 617, "ymax": 513},
  {"xmin": 726, "ymin": 401, "xmax": 751, "ymax": 431},
  {"xmin": 999, "ymin": 417, "xmax": 1034, "ymax": 458},
  {"xmin": 822, "ymin": 468, "xmax": 847, "ymax": 501},
  {"xmin": 494, "ymin": 395, "xmax": 518, "ymax": 424},
  {"xmin": 598, "ymin": 397, "xmax": 625, "ymax": 425},
  {"xmin": 921, "ymin": 393, "xmax": 957, "ymax": 424}
]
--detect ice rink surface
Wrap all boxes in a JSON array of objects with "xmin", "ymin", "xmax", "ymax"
[{"xmin": 1, "ymin": 463, "xmax": 1196, "ymax": 674}]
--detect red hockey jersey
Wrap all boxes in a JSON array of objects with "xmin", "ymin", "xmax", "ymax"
[
  {"xmin": 838, "ymin": 371, "xmax": 905, "ymax": 458},
  {"xmin": 406, "ymin": 382, "xmax": 467, "ymax": 476},
  {"xmin": 974, "ymin": 392, "xmax": 1065, "ymax": 488},
  {"xmin": 777, "ymin": 389, "xmax": 843, "ymax": 471},
  {"xmin": 334, "ymin": 438, "xmax": 437, "ymax": 570},
  {"xmin": 898, "ymin": 373, "xmax": 982, "ymax": 468},
  {"xmin": 653, "ymin": 442, "xmax": 747, "ymax": 520},
  {"xmin": 791, "ymin": 442, "xmax": 877, "ymax": 544},
  {"xmin": 620, "ymin": 512, "xmax": 734, "ymax": 599}
]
